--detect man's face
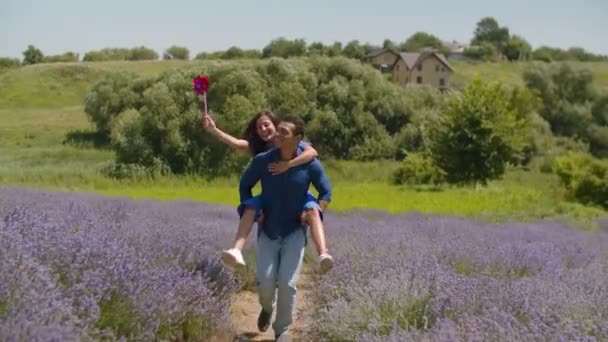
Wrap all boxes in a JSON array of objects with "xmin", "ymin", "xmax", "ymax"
[{"xmin": 276, "ymin": 122, "xmax": 300, "ymax": 148}]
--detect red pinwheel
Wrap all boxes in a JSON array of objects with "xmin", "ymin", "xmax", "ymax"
[
  {"xmin": 192, "ymin": 75, "xmax": 209, "ymax": 95},
  {"xmin": 193, "ymin": 75, "xmax": 209, "ymax": 115}
]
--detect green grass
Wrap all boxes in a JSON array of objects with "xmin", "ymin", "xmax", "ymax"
[
  {"xmin": 0, "ymin": 300, "xmax": 8, "ymax": 318},
  {"xmin": 1, "ymin": 165, "xmax": 604, "ymax": 229},
  {"xmin": 0, "ymin": 107, "xmax": 94, "ymax": 146},
  {"xmin": 95, "ymin": 291, "xmax": 137, "ymax": 337},
  {"xmin": 0, "ymin": 64, "xmax": 106, "ymax": 109},
  {"xmin": 451, "ymin": 61, "xmax": 608, "ymax": 91},
  {"xmin": 0, "ymin": 60, "xmax": 237, "ymax": 109},
  {"xmin": 157, "ymin": 315, "xmax": 211, "ymax": 341}
]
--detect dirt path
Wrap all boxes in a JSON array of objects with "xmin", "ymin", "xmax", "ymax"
[{"xmin": 228, "ymin": 263, "xmax": 316, "ymax": 341}]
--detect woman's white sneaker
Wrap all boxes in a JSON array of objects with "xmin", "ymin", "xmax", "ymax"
[
  {"xmin": 222, "ymin": 248, "xmax": 246, "ymax": 268},
  {"xmin": 319, "ymin": 253, "xmax": 334, "ymax": 274}
]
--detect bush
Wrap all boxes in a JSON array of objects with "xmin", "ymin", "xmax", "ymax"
[
  {"xmin": 392, "ymin": 152, "xmax": 446, "ymax": 186},
  {"xmin": 262, "ymin": 38, "xmax": 307, "ymax": 58},
  {"xmin": 128, "ymin": 46, "xmax": 158, "ymax": 61},
  {"xmin": 43, "ymin": 52, "xmax": 79, "ymax": 63},
  {"xmin": 163, "ymin": 46, "xmax": 190, "ymax": 60},
  {"xmin": 83, "ymin": 57, "xmax": 444, "ymax": 176},
  {"xmin": 83, "ymin": 47, "xmax": 158, "ymax": 62},
  {"xmin": 84, "ymin": 73, "xmax": 145, "ymax": 134},
  {"xmin": 22, "ymin": 45, "xmax": 44, "ymax": 65},
  {"xmin": 430, "ymin": 79, "xmax": 533, "ymax": 184},
  {"xmin": 394, "ymin": 108, "xmax": 442, "ymax": 158},
  {"xmin": 554, "ymin": 152, "xmax": 608, "ymax": 208},
  {"xmin": 83, "ymin": 48, "xmax": 130, "ymax": 62},
  {"xmin": 523, "ymin": 63, "xmax": 608, "ymax": 159},
  {"xmin": 463, "ymin": 42, "xmax": 496, "ymax": 62},
  {"xmin": 0, "ymin": 57, "xmax": 20, "ymax": 68},
  {"xmin": 529, "ymin": 136, "xmax": 590, "ymax": 173}
]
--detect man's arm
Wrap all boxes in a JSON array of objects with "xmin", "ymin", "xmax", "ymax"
[
  {"xmin": 309, "ymin": 159, "xmax": 332, "ymax": 211},
  {"xmin": 239, "ymin": 155, "xmax": 264, "ymax": 202}
]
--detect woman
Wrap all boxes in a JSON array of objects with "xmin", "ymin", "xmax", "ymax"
[{"xmin": 202, "ymin": 111, "xmax": 334, "ymax": 273}]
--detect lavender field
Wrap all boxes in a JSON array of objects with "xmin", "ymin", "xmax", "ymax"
[
  {"xmin": 0, "ymin": 187, "xmax": 239, "ymax": 341},
  {"xmin": 1, "ymin": 187, "xmax": 607, "ymax": 341},
  {"xmin": 316, "ymin": 212, "xmax": 608, "ymax": 341}
]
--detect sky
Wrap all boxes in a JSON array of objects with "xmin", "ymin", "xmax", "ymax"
[{"xmin": 1, "ymin": 0, "xmax": 607, "ymax": 59}]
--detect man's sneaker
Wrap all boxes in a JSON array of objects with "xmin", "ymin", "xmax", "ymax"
[
  {"xmin": 221, "ymin": 248, "xmax": 246, "ymax": 268},
  {"xmin": 319, "ymin": 253, "xmax": 334, "ymax": 274},
  {"xmin": 275, "ymin": 332, "xmax": 291, "ymax": 342},
  {"xmin": 257, "ymin": 308, "xmax": 271, "ymax": 332}
]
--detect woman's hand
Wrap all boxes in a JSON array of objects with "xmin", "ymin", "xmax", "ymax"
[
  {"xmin": 201, "ymin": 113, "xmax": 216, "ymax": 132},
  {"xmin": 268, "ymin": 161, "xmax": 290, "ymax": 175},
  {"xmin": 256, "ymin": 211, "xmax": 265, "ymax": 224}
]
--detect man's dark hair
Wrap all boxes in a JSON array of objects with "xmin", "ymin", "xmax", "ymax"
[{"xmin": 280, "ymin": 115, "xmax": 305, "ymax": 137}]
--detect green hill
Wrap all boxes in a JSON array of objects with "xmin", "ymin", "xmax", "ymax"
[{"xmin": 2, "ymin": 59, "xmax": 608, "ymax": 110}]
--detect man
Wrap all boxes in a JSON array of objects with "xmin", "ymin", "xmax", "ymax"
[{"xmin": 239, "ymin": 115, "xmax": 332, "ymax": 341}]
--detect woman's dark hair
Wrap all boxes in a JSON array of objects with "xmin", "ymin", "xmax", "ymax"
[{"xmin": 243, "ymin": 111, "xmax": 280, "ymax": 156}]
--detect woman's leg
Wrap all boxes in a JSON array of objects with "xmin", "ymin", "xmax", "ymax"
[
  {"xmin": 303, "ymin": 208, "xmax": 327, "ymax": 255},
  {"xmin": 223, "ymin": 198, "xmax": 263, "ymax": 268},
  {"xmin": 233, "ymin": 207, "xmax": 257, "ymax": 251},
  {"xmin": 303, "ymin": 208, "xmax": 333, "ymax": 274}
]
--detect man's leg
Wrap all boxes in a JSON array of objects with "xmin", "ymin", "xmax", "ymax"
[
  {"xmin": 256, "ymin": 230, "xmax": 280, "ymax": 331},
  {"xmin": 273, "ymin": 228, "xmax": 306, "ymax": 337}
]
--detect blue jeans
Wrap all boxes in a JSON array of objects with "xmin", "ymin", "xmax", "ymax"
[{"xmin": 256, "ymin": 228, "xmax": 306, "ymax": 336}]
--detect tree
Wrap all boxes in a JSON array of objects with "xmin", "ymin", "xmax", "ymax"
[
  {"xmin": 242, "ymin": 49, "xmax": 262, "ymax": 59},
  {"xmin": 430, "ymin": 79, "xmax": 531, "ymax": 184},
  {"xmin": 532, "ymin": 46, "xmax": 569, "ymax": 62},
  {"xmin": 0, "ymin": 57, "xmax": 20, "ymax": 68},
  {"xmin": 471, "ymin": 17, "xmax": 510, "ymax": 54},
  {"xmin": 43, "ymin": 51, "xmax": 79, "ymax": 63},
  {"xmin": 83, "ymin": 48, "xmax": 129, "ymax": 61},
  {"xmin": 22, "ymin": 45, "xmax": 44, "ymax": 65},
  {"xmin": 503, "ymin": 35, "xmax": 532, "ymax": 61},
  {"xmin": 342, "ymin": 40, "xmax": 365, "ymax": 59},
  {"xmin": 222, "ymin": 46, "xmax": 244, "ymax": 59},
  {"xmin": 361, "ymin": 43, "xmax": 377, "ymax": 56},
  {"xmin": 307, "ymin": 42, "xmax": 326, "ymax": 56},
  {"xmin": 566, "ymin": 47, "xmax": 606, "ymax": 62},
  {"xmin": 523, "ymin": 63, "xmax": 608, "ymax": 158},
  {"xmin": 262, "ymin": 38, "xmax": 307, "ymax": 58},
  {"xmin": 330, "ymin": 42, "xmax": 344, "ymax": 57},
  {"xmin": 382, "ymin": 39, "xmax": 397, "ymax": 51},
  {"xmin": 128, "ymin": 46, "xmax": 158, "ymax": 61},
  {"xmin": 523, "ymin": 63, "xmax": 595, "ymax": 136},
  {"xmin": 83, "ymin": 47, "xmax": 158, "ymax": 62},
  {"xmin": 463, "ymin": 42, "xmax": 496, "ymax": 61},
  {"xmin": 401, "ymin": 32, "xmax": 449, "ymax": 55},
  {"xmin": 163, "ymin": 46, "xmax": 190, "ymax": 60},
  {"xmin": 531, "ymin": 46, "xmax": 555, "ymax": 62}
]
